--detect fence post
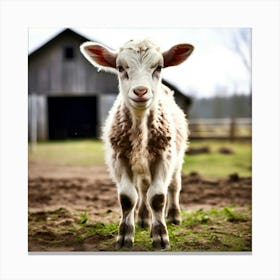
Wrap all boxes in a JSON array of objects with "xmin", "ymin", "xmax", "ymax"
[
  {"xmin": 229, "ymin": 117, "xmax": 236, "ymax": 141},
  {"xmin": 30, "ymin": 93, "xmax": 37, "ymax": 152}
]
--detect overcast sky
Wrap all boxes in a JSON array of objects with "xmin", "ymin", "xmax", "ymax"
[{"xmin": 29, "ymin": 27, "xmax": 251, "ymax": 98}]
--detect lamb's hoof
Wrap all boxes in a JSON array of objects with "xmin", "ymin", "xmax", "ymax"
[
  {"xmin": 152, "ymin": 239, "xmax": 170, "ymax": 250},
  {"xmin": 137, "ymin": 206, "xmax": 150, "ymax": 229},
  {"xmin": 116, "ymin": 238, "xmax": 133, "ymax": 249},
  {"xmin": 137, "ymin": 218, "xmax": 150, "ymax": 229},
  {"xmin": 151, "ymin": 222, "xmax": 170, "ymax": 250},
  {"xmin": 167, "ymin": 208, "xmax": 182, "ymax": 225},
  {"xmin": 116, "ymin": 222, "xmax": 134, "ymax": 249},
  {"xmin": 167, "ymin": 216, "xmax": 182, "ymax": 225}
]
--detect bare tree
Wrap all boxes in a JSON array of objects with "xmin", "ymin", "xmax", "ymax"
[
  {"xmin": 231, "ymin": 29, "xmax": 251, "ymax": 73},
  {"xmin": 219, "ymin": 28, "xmax": 252, "ymax": 95}
]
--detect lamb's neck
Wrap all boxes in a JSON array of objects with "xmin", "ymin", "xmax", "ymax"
[{"xmin": 129, "ymin": 107, "xmax": 150, "ymax": 129}]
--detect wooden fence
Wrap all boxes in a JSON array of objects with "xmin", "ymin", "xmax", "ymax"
[{"xmin": 188, "ymin": 118, "xmax": 252, "ymax": 140}]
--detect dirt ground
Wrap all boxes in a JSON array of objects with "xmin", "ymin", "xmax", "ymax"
[{"xmin": 28, "ymin": 160, "xmax": 252, "ymax": 252}]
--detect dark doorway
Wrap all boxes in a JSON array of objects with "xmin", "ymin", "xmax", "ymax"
[{"xmin": 48, "ymin": 96, "xmax": 98, "ymax": 140}]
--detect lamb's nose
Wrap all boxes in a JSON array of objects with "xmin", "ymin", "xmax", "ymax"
[{"xmin": 133, "ymin": 86, "xmax": 148, "ymax": 97}]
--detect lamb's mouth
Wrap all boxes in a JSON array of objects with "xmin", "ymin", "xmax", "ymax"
[
  {"xmin": 129, "ymin": 97, "xmax": 151, "ymax": 109},
  {"xmin": 129, "ymin": 97, "xmax": 150, "ymax": 103}
]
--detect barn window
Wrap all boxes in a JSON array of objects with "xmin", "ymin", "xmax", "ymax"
[{"xmin": 64, "ymin": 46, "xmax": 75, "ymax": 60}]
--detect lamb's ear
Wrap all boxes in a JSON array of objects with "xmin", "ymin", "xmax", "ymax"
[
  {"xmin": 163, "ymin": 44, "xmax": 194, "ymax": 67},
  {"xmin": 80, "ymin": 42, "xmax": 117, "ymax": 71}
]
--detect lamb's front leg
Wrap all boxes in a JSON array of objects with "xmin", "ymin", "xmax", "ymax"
[
  {"xmin": 116, "ymin": 178, "xmax": 138, "ymax": 249},
  {"xmin": 147, "ymin": 180, "xmax": 170, "ymax": 249}
]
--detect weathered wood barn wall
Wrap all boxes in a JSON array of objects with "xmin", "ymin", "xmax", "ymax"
[
  {"xmin": 28, "ymin": 28, "xmax": 118, "ymax": 140},
  {"xmin": 28, "ymin": 28, "xmax": 191, "ymax": 141}
]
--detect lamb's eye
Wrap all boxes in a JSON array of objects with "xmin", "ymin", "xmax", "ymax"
[
  {"xmin": 117, "ymin": 65, "xmax": 124, "ymax": 73},
  {"xmin": 117, "ymin": 65, "xmax": 129, "ymax": 79},
  {"xmin": 153, "ymin": 65, "xmax": 163, "ymax": 77},
  {"xmin": 155, "ymin": 65, "xmax": 162, "ymax": 72}
]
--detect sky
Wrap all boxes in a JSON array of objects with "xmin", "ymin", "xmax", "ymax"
[{"xmin": 28, "ymin": 28, "xmax": 251, "ymax": 98}]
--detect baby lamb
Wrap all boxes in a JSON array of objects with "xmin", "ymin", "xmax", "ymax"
[{"xmin": 80, "ymin": 39, "xmax": 194, "ymax": 249}]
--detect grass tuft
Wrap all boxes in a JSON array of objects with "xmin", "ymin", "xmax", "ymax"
[
  {"xmin": 182, "ymin": 209, "xmax": 210, "ymax": 226},
  {"xmin": 223, "ymin": 207, "xmax": 248, "ymax": 222},
  {"xmin": 78, "ymin": 212, "xmax": 88, "ymax": 225}
]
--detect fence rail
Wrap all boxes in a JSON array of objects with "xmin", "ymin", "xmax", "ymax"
[{"xmin": 188, "ymin": 118, "xmax": 252, "ymax": 140}]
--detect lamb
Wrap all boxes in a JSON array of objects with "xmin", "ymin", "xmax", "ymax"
[{"xmin": 80, "ymin": 39, "xmax": 194, "ymax": 249}]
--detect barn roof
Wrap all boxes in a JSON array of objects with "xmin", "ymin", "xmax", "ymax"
[
  {"xmin": 29, "ymin": 28, "xmax": 99, "ymax": 58},
  {"xmin": 162, "ymin": 79, "xmax": 192, "ymax": 106}
]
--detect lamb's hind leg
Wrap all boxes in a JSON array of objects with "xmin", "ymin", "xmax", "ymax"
[
  {"xmin": 167, "ymin": 170, "xmax": 182, "ymax": 225},
  {"xmin": 147, "ymin": 186, "xmax": 169, "ymax": 249},
  {"xmin": 137, "ymin": 177, "xmax": 150, "ymax": 228},
  {"xmin": 116, "ymin": 179, "xmax": 138, "ymax": 249}
]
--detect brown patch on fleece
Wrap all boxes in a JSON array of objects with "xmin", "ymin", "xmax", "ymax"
[
  {"xmin": 147, "ymin": 102, "xmax": 172, "ymax": 159},
  {"xmin": 109, "ymin": 102, "xmax": 173, "ymax": 179},
  {"xmin": 109, "ymin": 105, "xmax": 133, "ymax": 177},
  {"xmin": 109, "ymin": 105, "xmax": 132, "ymax": 159}
]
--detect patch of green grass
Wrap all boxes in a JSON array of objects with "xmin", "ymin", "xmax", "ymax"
[
  {"xmin": 181, "ymin": 209, "xmax": 210, "ymax": 225},
  {"xmin": 29, "ymin": 207, "xmax": 251, "ymax": 252},
  {"xmin": 125, "ymin": 207, "xmax": 251, "ymax": 252},
  {"xmin": 184, "ymin": 140, "xmax": 251, "ymax": 177},
  {"xmin": 223, "ymin": 207, "xmax": 248, "ymax": 222},
  {"xmin": 79, "ymin": 222, "xmax": 119, "ymax": 236},
  {"xmin": 166, "ymin": 207, "xmax": 251, "ymax": 252},
  {"xmin": 29, "ymin": 139, "xmax": 104, "ymax": 166}
]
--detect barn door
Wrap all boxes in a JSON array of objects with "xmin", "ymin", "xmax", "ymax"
[{"xmin": 48, "ymin": 96, "xmax": 98, "ymax": 140}]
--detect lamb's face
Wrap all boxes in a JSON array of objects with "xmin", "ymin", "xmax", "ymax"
[
  {"xmin": 80, "ymin": 39, "xmax": 194, "ymax": 110},
  {"xmin": 116, "ymin": 40, "xmax": 163, "ymax": 110}
]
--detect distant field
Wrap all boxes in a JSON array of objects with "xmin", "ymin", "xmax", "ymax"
[
  {"xmin": 29, "ymin": 140, "xmax": 105, "ymax": 166},
  {"xmin": 29, "ymin": 139, "xmax": 251, "ymax": 178},
  {"xmin": 184, "ymin": 140, "xmax": 251, "ymax": 177}
]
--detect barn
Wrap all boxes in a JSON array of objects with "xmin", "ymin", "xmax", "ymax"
[{"xmin": 28, "ymin": 28, "xmax": 191, "ymax": 141}]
